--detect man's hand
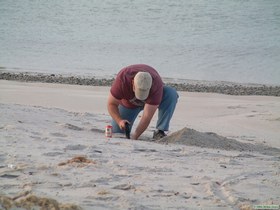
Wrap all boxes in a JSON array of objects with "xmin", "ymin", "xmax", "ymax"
[
  {"xmin": 118, "ymin": 119, "xmax": 130, "ymax": 131},
  {"xmin": 133, "ymin": 104, "xmax": 158, "ymax": 140}
]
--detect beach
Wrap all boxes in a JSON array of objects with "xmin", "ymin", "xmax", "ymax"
[
  {"xmin": 1, "ymin": 0, "xmax": 279, "ymax": 208},
  {"xmin": 0, "ymin": 80, "xmax": 279, "ymax": 209}
]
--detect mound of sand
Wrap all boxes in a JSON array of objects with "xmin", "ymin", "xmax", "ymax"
[{"xmin": 158, "ymin": 127, "xmax": 280, "ymax": 156}]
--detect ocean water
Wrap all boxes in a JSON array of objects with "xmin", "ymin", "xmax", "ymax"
[{"xmin": 0, "ymin": 0, "xmax": 280, "ymax": 84}]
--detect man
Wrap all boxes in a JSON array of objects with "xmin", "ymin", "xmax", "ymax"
[{"xmin": 107, "ymin": 64, "xmax": 178, "ymax": 140}]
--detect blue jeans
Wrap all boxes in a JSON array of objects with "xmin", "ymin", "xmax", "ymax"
[{"xmin": 112, "ymin": 86, "xmax": 179, "ymax": 133}]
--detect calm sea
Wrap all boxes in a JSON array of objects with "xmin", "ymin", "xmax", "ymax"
[{"xmin": 0, "ymin": 0, "xmax": 279, "ymax": 84}]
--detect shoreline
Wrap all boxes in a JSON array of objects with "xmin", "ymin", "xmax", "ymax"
[{"xmin": 1, "ymin": 71, "xmax": 280, "ymax": 96}]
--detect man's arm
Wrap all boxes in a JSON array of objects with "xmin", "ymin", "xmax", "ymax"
[
  {"xmin": 132, "ymin": 104, "xmax": 158, "ymax": 140},
  {"xmin": 107, "ymin": 93, "xmax": 128, "ymax": 130}
]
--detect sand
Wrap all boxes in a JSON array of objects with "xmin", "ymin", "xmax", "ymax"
[{"xmin": 0, "ymin": 80, "xmax": 280, "ymax": 210}]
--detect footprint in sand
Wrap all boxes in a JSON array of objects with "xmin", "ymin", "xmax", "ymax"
[
  {"xmin": 112, "ymin": 184, "xmax": 135, "ymax": 191},
  {"xmin": 50, "ymin": 132, "xmax": 67, "ymax": 137},
  {"xmin": 61, "ymin": 123, "xmax": 84, "ymax": 131},
  {"xmin": 43, "ymin": 152, "xmax": 64, "ymax": 157},
  {"xmin": 64, "ymin": 144, "xmax": 87, "ymax": 151},
  {"xmin": 133, "ymin": 148, "xmax": 157, "ymax": 153}
]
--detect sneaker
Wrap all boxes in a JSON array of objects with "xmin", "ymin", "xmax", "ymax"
[{"xmin": 153, "ymin": 130, "xmax": 166, "ymax": 140}]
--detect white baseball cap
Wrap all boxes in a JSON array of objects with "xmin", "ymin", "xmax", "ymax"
[{"xmin": 134, "ymin": 72, "xmax": 152, "ymax": 100}]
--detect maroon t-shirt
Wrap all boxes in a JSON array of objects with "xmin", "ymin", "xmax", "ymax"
[{"xmin": 110, "ymin": 64, "xmax": 164, "ymax": 108}]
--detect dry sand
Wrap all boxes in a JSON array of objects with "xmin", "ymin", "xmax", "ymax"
[{"xmin": 0, "ymin": 80, "xmax": 280, "ymax": 210}]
